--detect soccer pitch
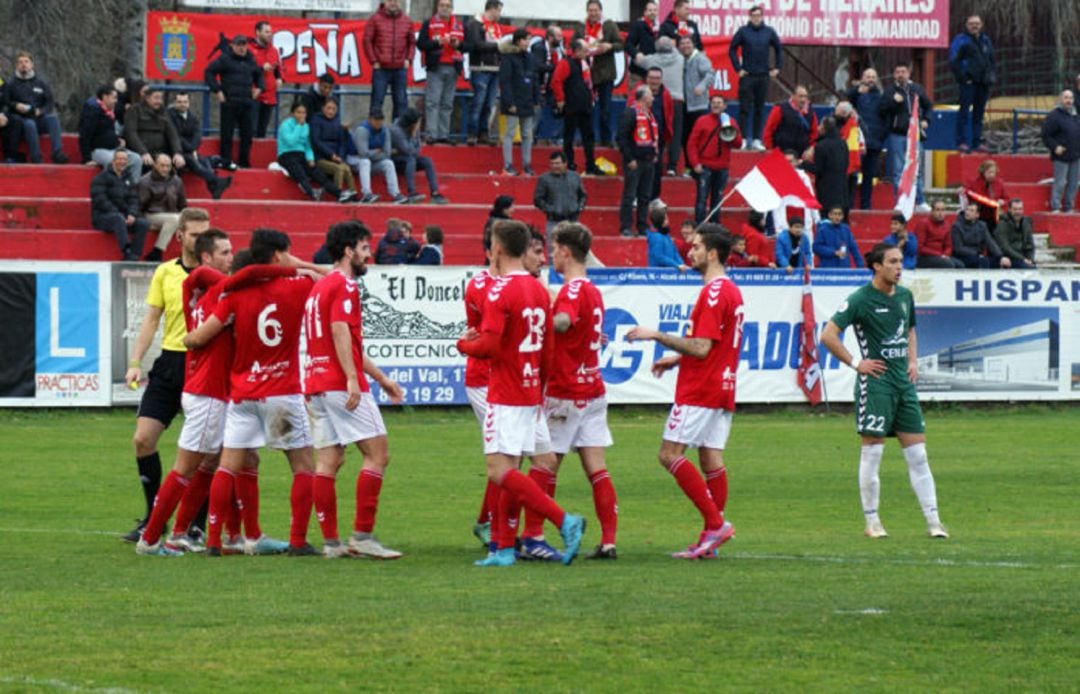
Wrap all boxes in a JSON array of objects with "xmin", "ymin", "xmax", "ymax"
[{"xmin": 0, "ymin": 406, "xmax": 1076, "ymax": 692}]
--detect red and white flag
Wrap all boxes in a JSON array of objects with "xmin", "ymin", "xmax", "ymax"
[
  {"xmin": 797, "ymin": 264, "xmax": 823, "ymax": 405},
  {"xmin": 734, "ymin": 148, "xmax": 821, "ymax": 213},
  {"xmin": 895, "ymin": 97, "xmax": 920, "ymax": 220}
]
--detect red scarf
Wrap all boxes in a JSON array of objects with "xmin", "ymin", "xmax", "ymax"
[
  {"xmin": 633, "ymin": 102, "xmax": 657, "ymax": 150},
  {"xmin": 429, "ymin": 14, "xmax": 464, "ymax": 64},
  {"xmin": 585, "ymin": 19, "xmax": 603, "ymax": 41},
  {"xmin": 482, "ymin": 16, "xmax": 502, "ymax": 42},
  {"xmin": 668, "ymin": 11, "xmax": 691, "ymax": 37},
  {"xmin": 97, "ymin": 99, "xmax": 115, "ymax": 120},
  {"xmin": 642, "ymin": 15, "xmax": 659, "ymax": 37}
]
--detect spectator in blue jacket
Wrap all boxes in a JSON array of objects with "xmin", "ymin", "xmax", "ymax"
[
  {"xmin": 813, "ymin": 206, "xmax": 865, "ymax": 268},
  {"xmin": 949, "ymin": 15, "xmax": 995, "ymax": 153},
  {"xmin": 376, "ymin": 218, "xmax": 421, "ymax": 264},
  {"xmin": 728, "ymin": 5, "xmax": 782, "ymax": 150},
  {"xmin": 775, "ymin": 217, "xmax": 812, "ymax": 272},
  {"xmin": 410, "ymin": 225, "xmax": 444, "ymax": 265},
  {"xmin": 846, "ymin": 68, "xmax": 885, "ymax": 210},
  {"xmin": 882, "ymin": 212, "xmax": 918, "ymax": 269},
  {"xmin": 645, "ymin": 201, "xmax": 688, "ymax": 270},
  {"xmin": 309, "ymin": 99, "xmax": 358, "ymax": 202}
]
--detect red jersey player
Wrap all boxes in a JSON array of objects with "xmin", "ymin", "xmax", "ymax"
[
  {"xmin": 136, "ymin": 228, "xmax": 234, "ymax": 556},
  {"xmin": 456, "ymin": 220, "xmax": 586, "ymax": 567},
  {"xmin": 540, "ymin": 222, "xmax": 619, "ymax": 560},
  {"xmin": 463, "ymin": 228, "xmax": 498, "ymax": 547},
  {"xmin": 304, "ymin": 221, "xmax": 405, "ymax": 559},
  {"xmin": 184, "ymin": 229, "xmax": 324, "ymax": 557},
  {"xmin": 627, "ymin": 224, "xmax": 744, "ymax": 559}
]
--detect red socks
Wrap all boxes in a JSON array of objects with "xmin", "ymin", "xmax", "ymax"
[
  {"xmin": 290, "ymin": 471, "xmax": 314, "ymax": 548},
  {"xmin": 313, "ymin": 472, "xmax": 339, "ymax": 542},
  {"xmin": 354, "ymin": 468, "xmax": 384, "ymax": 534},
  {"xmin": 224, "ymin": 492, "xmax": 241, "ymax": 540},
  {"xmin": 235, "ymin": 468, "xmax": 261, "ymax": 540},
  {"xmin": 589, "ymin": 469, "xmax": 618, "ymax": 546},
  {"xmin": 669, "ymin": 457, "xmax": 723, "ymax": 530},
  {"xmin": 477, "ymin": 480, "xmax": 499, "ymax": 525},
  {"xmin": 206, "ymin": 468, "xmax": 235, "ymax": 549},
  {"xmin": 498, "ymin": 468, "xmax": 566, "ymax": 530},
  {"xmin": 705, "ymin": 466, "xmax": 728, "ymax": 524},
  {"xmin": 141, "ymin": 471, "xmax": 189, "ymax": 546},
  {"xmin": 522, "ymin": 466, "xmax": 556, "ymax": 538},
  {"xmin": 172, "ymin": 467, "xmax": 214, "ymax": 538},
  {"xmin": 496, "ymin": 487, "xmax": 522, "ymax": 550}
]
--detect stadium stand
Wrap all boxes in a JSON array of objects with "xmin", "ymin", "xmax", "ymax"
[{"xmin": 1, "ymin": 134, "xmax": 1078, "ymax": 265}]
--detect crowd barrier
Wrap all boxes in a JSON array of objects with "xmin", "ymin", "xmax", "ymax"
[{"xmin": 1, "ymin": 261, "xmax": 1076, "ymax": 407}]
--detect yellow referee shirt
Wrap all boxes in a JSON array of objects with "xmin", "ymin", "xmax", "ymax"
[{"xmin": 145, "ymin": 259, "xmax": 194, "ymax": 352}]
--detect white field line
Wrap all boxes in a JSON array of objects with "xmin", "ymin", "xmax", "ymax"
[
  {"xmin": 0, "ymin": 527, "xmax": 1075, "ymax": 570},
  {"xmin": 0, "ymin": 676, "xmax": 141, "ymax": 694}
]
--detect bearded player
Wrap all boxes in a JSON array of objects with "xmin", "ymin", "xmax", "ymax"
[
  {"xmin": 627, "ymin": 225, "xmax": 741, "ymax": 559},
  {"xmin": 184, "ymin": 229, "xmax": 324, "ymax": 557},
  {"xmin": 820, "ymin": 243, "xmax": 948, "ymax": 540},
  {"xmin": 305, "ymin": 221, "xmax": 406, "ymax": 559},
  {"xmin": 457, "ymin": 220, "xmax": 586, "ymax": 567}
]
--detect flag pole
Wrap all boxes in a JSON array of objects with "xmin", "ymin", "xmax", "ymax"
[{"xmin": 695, "ymin": 188, "xmax": 740, "ymax": 232}]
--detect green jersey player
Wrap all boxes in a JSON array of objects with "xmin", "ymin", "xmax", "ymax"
[{"xmin": 821, "ymin": 243, "xmax": 948, "ymax": 540}]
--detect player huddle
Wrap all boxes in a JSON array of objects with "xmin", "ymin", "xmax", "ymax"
[{"xmin": 132, "ymin": 213, "xmax": 947, "ymax": 562}]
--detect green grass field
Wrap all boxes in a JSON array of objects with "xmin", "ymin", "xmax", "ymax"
[{"xmin": 0, "ymin": 405, "xmax": 1076, "ymax": 693}]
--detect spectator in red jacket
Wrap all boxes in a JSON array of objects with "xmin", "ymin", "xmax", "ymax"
[
  {"xmin": 914, "ymin": 200, "xmax": 964, "ymax": 268},
  {"xmin": 740, "ymin": 210, "xmax": 777, "ymax": 268},
  {"xmin": 363, "ymin": 0, "xmax": 416, "ymax": 121},
  {"xmin": 249, "ymin": 20, "xmax": 286, "ymax": 138},
  {"xmin": 686, "ymin": 93, "xmax": 742, "ymax": 223},
  {"xmin": 726, "ymin": 234, "xmax": 750, "ymax": 268},
  {"xmin": 960, "ymin": 158, "xmax": 1009, "ymax": 227},
  {"xmin": 674, "ymin": 218, "xmax": 694, "ymax": 263},
  {"xmin": 763, "ymin": 84, "xmax": 817, "ymax": 159}
]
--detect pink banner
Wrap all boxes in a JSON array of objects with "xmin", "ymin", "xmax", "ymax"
[{"xmin": 658, "ymin": 0, "xmax": 950, "ymax": 49}]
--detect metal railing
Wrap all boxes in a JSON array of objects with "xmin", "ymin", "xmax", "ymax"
[{"xmin": 1011, "ymin": 107, "xmax": 1051, "ymax": 153}]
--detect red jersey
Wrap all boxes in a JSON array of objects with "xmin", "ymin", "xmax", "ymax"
[
  {"xmin": 463, "ymin": 269, "xmax": 494, "ymax": 388},
  {"xmin": 213, "ymin": 275, "xmax": 313, "ymax": 401},
  {"xmin": 548, "ymin": 278, "xmax": 605, "ymax": 400},
  {"xmin": 674, "ymin": 276, "xmax": 744, "ymax": 411},
  {"xmin": 184, "ymin": 281, "xmax": 233, "ymax": 400},
  {"xmin": 479, "ymin": 271, "xmax": 552, "ymax": 407},
  {"xmin": 303, "ymin": 270, "xmax": 369, "ymax": 395}
]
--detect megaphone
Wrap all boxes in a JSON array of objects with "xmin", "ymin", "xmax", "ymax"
[{"xmin": 719, "ymin": 113, "xmax": 737, "ymax": 142}]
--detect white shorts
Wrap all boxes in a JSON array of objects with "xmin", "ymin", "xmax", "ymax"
[
  {"xmin": 177, "ymin": 393, "xmax": 227, "ymax": 454},
  {"xmin": 483, "ymin": 403, "xmax": 550, "ymax": 457},
  {"xmin": 223, "ymin": 395, "xmax": 313, "ymax": 450},
  {"xmin": 663, "ymin": 404, "xmax": 733, "ymax": 450},
  {"xmin": 545, "ymin": 395, "xmax": 613, "ymax": 454},
  {"xmin": 308, "ymin": 391, "xmax": 387, "ymax": 449},
  {"xmin": 466, "ymin": 386, "xmax": 488, "ymax": 424}
]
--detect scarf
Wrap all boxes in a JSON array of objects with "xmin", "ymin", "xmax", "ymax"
[
  {"xmin": 429, "ymin": 14, "xmax": 464, "ymax": 63},
  {"xmin": 585, "ymin": 19, "xmax": 603, "ymax": 43},
  {"xmin": 481, "ymin": 15, "xmax": 502, "ymax": 42},
  {"xmin": 97, "ymin": 98, "xmax": 116, "ymax": 121},
  {"xmin": 642, "ymin": 15, "xmax": 659, "ymax": 37},
  {"xmin": 668, "ymin": 12, "xmax": 691, "ymax": 37},
  {"xmin": 633, "ymin": 102, "xmax": 657, "ymax": 149}
]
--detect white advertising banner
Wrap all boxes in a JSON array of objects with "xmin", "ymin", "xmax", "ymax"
[{"xmin": 453, "ymin": 0, "xmax": 630, "ymax": 22}]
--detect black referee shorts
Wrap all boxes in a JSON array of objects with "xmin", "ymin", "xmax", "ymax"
[{"xmin": 137, "ymin": 350, "xmax": 186, "ymax": 427}]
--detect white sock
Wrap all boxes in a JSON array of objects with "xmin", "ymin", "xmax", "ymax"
[
  {"xmin": 859, "ymin": 443, "xmax": 884, "ymax": 523},
  {"xmin": 903, "ymin": 443, "xmax": 940, "ymax": 525}
]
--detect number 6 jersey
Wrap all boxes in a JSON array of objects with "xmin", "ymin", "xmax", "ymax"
[
  {"xmin": 480, "ymin": 271, "xmax": 553, "ymax": 407},
  {"xmin": 212, "ymin": 274, "xmax": 314, "ymax": 401}
]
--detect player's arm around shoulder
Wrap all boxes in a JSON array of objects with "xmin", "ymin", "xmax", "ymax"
[{"xmin": 183, "ymin": 314, "xmax": 224, "ymax": 349}]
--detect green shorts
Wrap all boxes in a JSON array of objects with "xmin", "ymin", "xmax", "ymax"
[{"xmin": 854, "ymin": 376, "xmax": 925, "ymax": 437}]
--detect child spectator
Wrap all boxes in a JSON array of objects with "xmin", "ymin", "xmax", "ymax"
[
  {"xmin": 775, "ymin": 216, "xmax": 812, "ymax": 272},
  {"xmin": 376, "ymin": 218, "xmax": 421, "ymax": 264},
  {"xmin": 726, "ymin": 234, "xmax": 750, "ymax": 268},
  {"xmin": 882, "ymin": 212, "xmax": 918, "ymax": 269},
  {"xmin": 411, "ymin": 226, "xmax": 445, "ymax": 265},
  {"xmin": 813, "ymin": 205, "xmax": 864, "ymax": 268}
]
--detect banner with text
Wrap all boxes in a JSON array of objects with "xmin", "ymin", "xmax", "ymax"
[
  {"xmin": 145, "ymin": 11, "xmax": 592, "ymax": 90},
  {"xmin": 658, "ymin": 0, "xmax": 950, "ymax": 50},
  {"xmin": 0, "ymin": 262, "xmax": 112, "ymax": 407}
]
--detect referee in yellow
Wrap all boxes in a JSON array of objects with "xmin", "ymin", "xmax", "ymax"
[{"xmin": 122, "ymin": 207, "xmax": 212, "ymax": 543}]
